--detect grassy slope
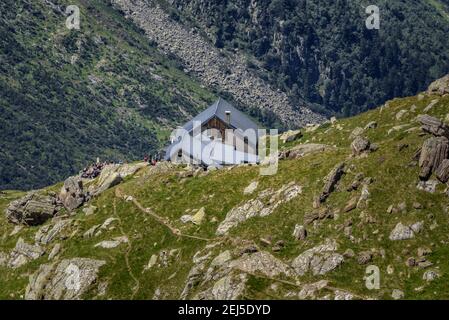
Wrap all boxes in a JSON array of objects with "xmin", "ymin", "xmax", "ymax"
[{"xmin": 0, "ymin": 90, "xmax": 448, "ymax": 300}]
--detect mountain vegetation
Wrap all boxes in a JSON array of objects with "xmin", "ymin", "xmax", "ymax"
[
  {"xmin": 0, "ymin": 0, "xmax": 215, "ymax": 190},
  {"xmin": 0, "ymin": 77, "xmax": 448, "ymax": 300},
  {"xmin": 170, "ymin": 0, "xmax": 449, "ymax": 115}
]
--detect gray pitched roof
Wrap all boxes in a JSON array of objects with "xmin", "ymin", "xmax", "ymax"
[{"xmin": 182, "ymin": 98, "xmax": 259, "ymax": 133}]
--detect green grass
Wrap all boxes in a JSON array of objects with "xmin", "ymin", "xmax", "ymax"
[{"xmin": 1, "ymin": 91, "xmax": 449, "ymax": 299}]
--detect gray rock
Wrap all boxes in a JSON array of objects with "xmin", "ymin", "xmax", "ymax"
[
  {"xmin": 5, "ymin": 192, "xmax": 60, "ymax": 226},
  {"xmin": 216, "ymin": 182, "xmax": 301, "ymax": 235},
  {"xmin": 25, "ymin": 258, "xmax": 106, "ymax": 300},
  {"xmin": 279, "ymin": 144, "xmax": 332, "ymax": 160},
  {"xmin": 389, "ymin": 222, "xmax": 415, "ymax": 241},
  {"xmin": 243, "ymin": 181, "xmax": 258, "ymax": 195},
  {"xmin": 351, "ymin": 137, "xmax": 371, "ymax": 155},
  {"xmin": 228, "ymin": 251, "xmax": 294, "ymax": 278},
  {"xmin": 298, "ymin": 280, "xmax": 328, "ymax": 299},
  {"xmin": 196, "ymin": 274, "xmax": 247, "ymax": 300},
  {"xmin": 436, "ymin": 159, "xmax": 449, "ymax": 183},
  {"xmin": 83, "ymin": 224, "xmax": 101, "ymax": 238},
  {"xmin": 392, "ymin": 289, "xmax": 404, "ymax": 300},
  {"xmin": 417, "ymin": 180, "xmax": 439, "ymax": 193},
  {"xmin": 8, "ymin": 238, "xmax": 45, "ymax": 269},
  {"xmin": 320, "ymin": 163, "xmax": 345, "ymax": 202},
  {"xmin": 364, "ymin": 121, "xmax": 378, "ymax": 130},
  {"xmin": 59, "ymin": 176, "xmax": 86, "ymax": 211},
  {"xmin": 35, "ymin": 220, "xmax": 71, "ymax": 245},
  {"xmin": 334, "ymin": 290, "xmax": 354, "ymax": 300},
  {"xmin": 82, "ymin": 206, "xmax": 97, "ymax": 216},
  {"xmin": 48, "ymin": 244, "xmax": 61, "ymax": 261},
  {"xmin": 94, "ymin": 236, "xmax": 128, "ymax": 249},
  {"xmin": 292, "ymin": 224, "xmax": 307, "ymax": 241},
  {"xmin": 410, "ymin": 221, "xmax": 424, "ymax": 233},
  {"xmin": 418, "ymin": 136, "xmax": 449, "ymax": 180},
  {"xmin": 396, "ymin": 109, "xmax": 408, "ymax": 121},
  {"xmin": 418, "ymin": 115, "xmax": 449, "ymax": 138},
  {"xmin": 350, "ymin": 127, "xmax": 364, "ymax": 139},
  {"xmin": 292, "ymin": 239, "xmax": 344, "ymax": 276},
  {"xmin": 427, "ymin": 74, "xmax": 449, "ymax": 96},
  {"xmin": 357, "ymin": 251, "xmax": 373, "ymax": 265},
  {"xmin": 280, "ymin": 130, "xmax": 302, "ymax": 143},
  {"xmin": 423, "ymin": 270, "xmax": 439, "ymax": 282},
  {"xmin": 210, "ymin": 251, "xmax": 232, "ymax": 268}
]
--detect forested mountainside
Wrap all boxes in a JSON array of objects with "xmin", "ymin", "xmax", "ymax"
[
  {"xmin": 0, "ymin": 0, "xmax": 216, "ymax": 190},
  {"xmin": 168, "ymin": 0, "xmax": 449, "ymax": 115}
]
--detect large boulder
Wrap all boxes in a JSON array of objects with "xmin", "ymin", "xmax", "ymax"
[
  {"xmin": 436, "ymin": 159, "xmax": 449, "ymax": 183},
  {"xmin": 417, "ymin": 115, "xmax": 449, "ymax": 138},
  {"xmin": 389, "ymin": 222, "xmax": 415, "ymax": 241},
  {"xmin": 5, "ymin": 192, "xmax": 61, "ymax": 226},
  {"xmin": 8, "ymin": 238, "xmax": 45, "ymax": 269},
  {"xmin": 228, "ymin": 251, "xmax": 294, "ymax": 278},
  {"xmin": 280, "ymin": 130, "xmax": 302, "ymax": 143},
  {"xmin": 216, "ymin": 182, "xmax": 302, "ymax": 235},
  {"xmin": 35, "ymin": 219, "xmax": 72, "ymax": 245},
  {"xmin": 59, "ymin": 176, "xmax": 86, "ymax": 211},
  {"xmin": 319, "ymin": 163, "xmax": 345, "ymax": 203},
  {"xmin": 25, "ymin": 258, "xmax": 106, "ymax": 300},
  {"xmin": 89, "ymin": 163, "xmax": 147, "ymax": 196},
  {"xmin": 291, "ymin": 239, "xmax": 344, "ymax": 276},
  {"xmin": 418, "ymin": 137, "xmax": 449, "ymax": 180},
  {"xmin": 427, "ymin": 74, "xmax": 449, "ymax": 96},
  {"xmin": 351, "ymin": 137, "xmax": 371, "ymax": 155}
]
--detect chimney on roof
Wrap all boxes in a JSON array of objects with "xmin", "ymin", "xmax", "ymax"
[{"xmin": 225, "ymin": 111, "xmax": 231, "ymax": 125}]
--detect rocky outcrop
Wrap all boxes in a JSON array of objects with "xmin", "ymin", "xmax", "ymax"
[
  {"xmin": 8, "ymin": 238, "xmax": 45, "ymax": 269},
  {"xmin": 25, "ymin": 258, "xmax": 106, "ymax": 300},
  {"xmin": 436, "ymin": 159, "xmax": 449, "ymax": 183},
  {"xmin": 280, "ymin": 130, "xmax": 302, "ymax": 143},
  {"xmin": 89, "ymin": 162, "xmax": 147, "ymax": 196},
  {"xmin": 216, "ymin": 182, "xmax": 302, "ymax": 235},
  {"xmin": 418, "ymin": 137, "xmax": 449, "ymax": 180},
  {"xmin": 35, "ymin": 219, "xmax": 71, "ymax": 245},
  {"xmin": 279, "ymin": 144, "xmax": 332, "ymax": 160},
  {"xmin": 319, "ymin": 163, "xmax": 345, "ymax": 203},
  {"xmin": 351, "ymin": 137, "xmax": 371, "ymax": 155},
  {"xmin": 418, "ymin": 115, "xmax": 449, "ymax": 138},
  {"xmin": 297, "ymin": 280, "xmax": 330, "ymax": 299},
  {"xmin": 291, "ymin": 239, "xmax": 344, "ymax": 276},
  {"xmin": 427, "ymin": 74, "xmax": 449, "ymax": 96},
  {"xmin": 389, "ymin": 222, "xmax": 418, "ymax": 241},
  {"xmin": 195, "ymin": 273, "xmax": 247, "ymax": 300},
  {"xmin": 5, "ymin": 192, "xmax": 61, "ymax": 226},
  {"xmin": 111, "ymin": 0, "xmax": 324, "ymax": 128},
  {"xmin": 292, "ymin": 224, "xmax": 307, "ymax": 240},
  {"xmin": 94, "ymin": 236, "xmax": 129, "ymax": 249},
  {"xmin": 59, "ymin": 176, "xmax": 86, "ymax": 211},
  {"xmin": 228, "ymin": 251, "xmax": 294, "ymax": 278}
]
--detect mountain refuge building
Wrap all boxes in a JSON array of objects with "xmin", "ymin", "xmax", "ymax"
[{"xmin": 165, "ymin": 98, "xmax": 259, "ymax": 167}]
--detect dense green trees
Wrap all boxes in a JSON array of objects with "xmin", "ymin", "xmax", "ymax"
[
  {"xmin": 172, "ymin": 0, "xmax": 449, "ymax": 116},
  {"xmin": 0, "ymin": 0, "xmax": 214, "ymax": 190}
]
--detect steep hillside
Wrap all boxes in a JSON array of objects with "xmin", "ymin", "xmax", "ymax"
[
  {"xmin": 0, "ymin": 0, "xmax": 216, "ymax": 190},
  {"xmin": 168, "ymin": 0, "xmax": 449, "ymax": 116},
  {"xmin": 0, "ymin": 77, "xmax": 448, "ymax": 300}
]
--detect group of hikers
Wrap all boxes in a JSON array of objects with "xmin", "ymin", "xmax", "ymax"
[
  {"xmin": 81, "ymin": 161, "xmax": 109, "ymax": 179},
  {"xmin": 143, "ymin": 154, "xmax": 159, "ymax": 166}
]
